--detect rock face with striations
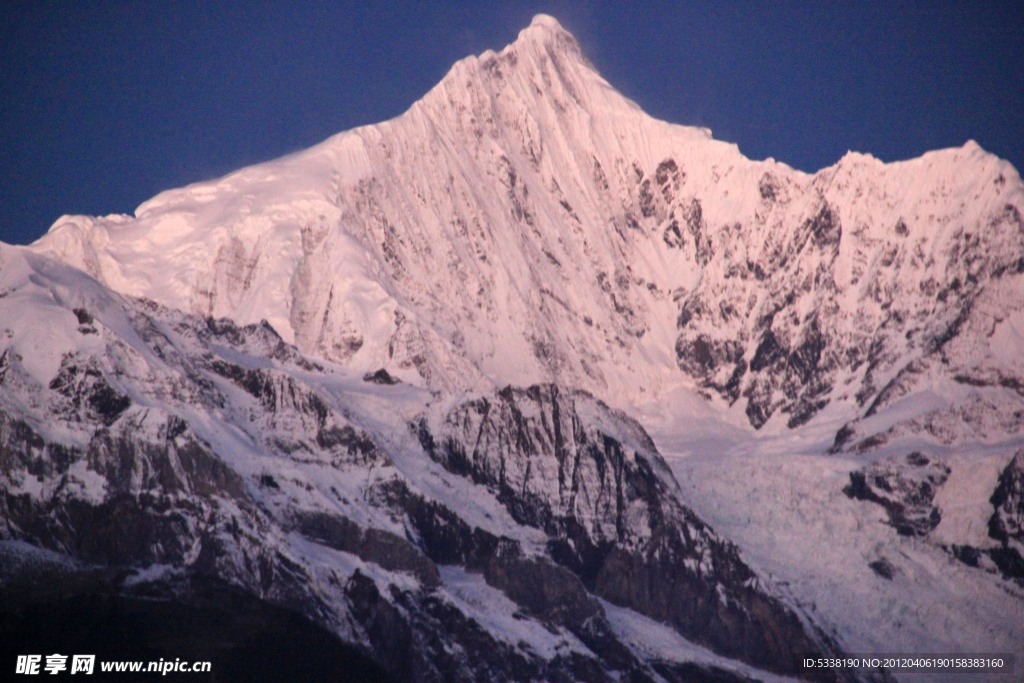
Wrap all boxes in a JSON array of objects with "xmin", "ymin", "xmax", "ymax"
[{"xmin": 417, "ymin": 384, "xmax": 831, "ymax": 672}]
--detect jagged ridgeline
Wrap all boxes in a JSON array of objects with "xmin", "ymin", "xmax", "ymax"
[
  {"xmin": 34, "ymin": 18, "xmax": 1023, "ymax": 437},
  {"xmin": 3, "ymin": 12, "xmax": 1024, "ymax": 683}
]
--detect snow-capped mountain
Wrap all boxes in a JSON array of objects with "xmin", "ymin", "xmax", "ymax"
[
  {"xmin": 4, "ymin": 14, "xmax": 1024, "ymax": 682},
  {"xmin": 33, "ymin": 16, "xmax": 1024, "ymax": 438}
]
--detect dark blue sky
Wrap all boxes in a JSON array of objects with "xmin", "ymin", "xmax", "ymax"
[{"xmin": 2, "ymin": 1, "xmax": 1021, "ymax": 245}]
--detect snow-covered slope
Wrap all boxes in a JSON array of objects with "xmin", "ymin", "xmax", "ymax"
[
  {"xmin": 35, "ymin": 15, "xmax": 1024, "ymax": 437},
  {"xmin": 6, "ymin": 13, "xmax": 1024, "ymax": 682},
  {"xmin": 0, "ymin": 243, "xmax": 844, "ymax": 681}
]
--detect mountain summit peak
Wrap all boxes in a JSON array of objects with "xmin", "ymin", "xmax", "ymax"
[
  {"xmin": 528, "ymin": 13, "xmax": 563, "ymax": 30},
  {"xmin": 510, "ymin": 13, "xmax": 585, "ymax": 59}
]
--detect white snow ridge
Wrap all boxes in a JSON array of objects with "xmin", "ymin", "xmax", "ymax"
[{"xmin": 3, "ymin": 14, "xmax": 1023, "ymax": 683}]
